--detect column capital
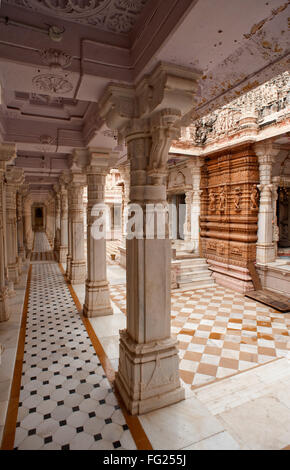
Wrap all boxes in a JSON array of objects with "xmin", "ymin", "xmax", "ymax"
[
  {"xmin": 100, "ymin": 62, "xmax": 200, "ymax": 129},
  {"xmin": 5, "ymin": 166, "xmax": 25, "ymax": 188},
  {"xmin": 0, "ymin": 143, "xmax": 16, "ymax": 168},
  {"xmin": 87, "ymin": 148, "xmax": 119, "ymax": 175},
  {"xmin": 187, "ymin": 156, "xmax": 205, "ymax": 171},
  {"xmin": 254, "ymin": 140, "xmax": 280, "ymax": 162}
]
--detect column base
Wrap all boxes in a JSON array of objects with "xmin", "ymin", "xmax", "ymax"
[
  {"xmin": 8, "ymin": 264, "xmax": 19, "ymax": 284},
  {"xmin": 69, "ymin": 260, "xmax": 86, "ymax": 285},
  {"xmin": 19, "ymin": 248, "xmax": 25, "ymax": 263},
  {"xmin": 256, "ymin": 243, "xmax": 275, "ymax": 265},
  {"xmin": 18, "ymin": 256, "xmax": 22, "ymax": 275},
  {"xmin": 115, "ymin": 330, "xmax": 185, "ymax": 415},
  {"xmin": 83, "ymin": 280, "xmax": 113, "ymax": 317},
  {"xmin": 6, "ymin": 280, "xmax": 15, "ymax": 298},
  {"xmin": 0, "ymin": 288, "xmax": 10, "ymax": 322},
  {"xmin": 59, "ymin": 246, "xmax": 68, "ymax": 264},
  {"xmin": 65, "ymin": 256, "xmax": 71, "ymax": 278}
]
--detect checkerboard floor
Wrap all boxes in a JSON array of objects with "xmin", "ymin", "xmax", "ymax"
[
  {"xmin": 109, "ymin": 284, "xmax": 290, "ymax": 390},
  {"xmin": 14, "ymin": 258, "xmax": 136, "ymax": 450}
]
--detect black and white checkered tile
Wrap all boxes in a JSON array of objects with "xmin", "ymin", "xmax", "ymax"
[{"xmin": 14, "ymin": 260, "xmax": 136, "ymax": 450}]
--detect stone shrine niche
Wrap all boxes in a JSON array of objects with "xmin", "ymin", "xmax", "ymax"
[{"xmin": 200, "ymin": 145, "xmax": 259, "ymax": 293}]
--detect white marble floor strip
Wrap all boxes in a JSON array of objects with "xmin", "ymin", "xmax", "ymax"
[{"xmin": 14, "ymin": 257, "xmax": 136, "ymax": 450}]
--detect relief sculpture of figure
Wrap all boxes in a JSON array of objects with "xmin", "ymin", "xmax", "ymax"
[
  {"xmin": 209, "ymin": 190, "xmax": 216, "ymax": 212},
  {"xmin": 250, "ymin": 185, "xmax": 259, "ymax": 210},
  {"xmin": 234, "ymin": 188, "xmax": 241, "ymax": 212},
  {"xmin": 219, "ymin": 186, "xmax": 226, "ymax": 212}
]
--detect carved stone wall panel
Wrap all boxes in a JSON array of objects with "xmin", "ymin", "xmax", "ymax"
[{"xmin": 200, "ymin": 145, "xmax": 259, "ymax": 292}]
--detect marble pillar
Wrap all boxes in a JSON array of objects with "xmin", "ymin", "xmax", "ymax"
[
  {"xmin": 83, "ymin": 153, "xmax": 113, "ymax": 317},
  {"xmin": 54, "ymin": 186, "xmax": 61, "ymax": 260},
  {"xmin": 5, "ymin": 167, "xmax": 24, "ymax": 284},
  {"xmin": 255, "ymin": 141, "xmax": 279, "ymax": 265},
  {"xmin": 59, "ymin": 182, "xmax": 68, "ymax": 264},
  {"xmin": 68, "ymin": 172, "xmax": 86, "ymax": 285},
  {"xmin": 189, "ymin": 158, "xmax": 204, "ymax": 255},
  {"xmin": 66, "ymin": 194, "xmax": 72, "ymax": 279},
  {"xmin": 183, "ymin": 190, "xmax": 193, "ymax": 243},
  {"xmin": 0, "ymin": 145, "xmax": 16, "ymax": 321},
  {"xmin": 23, "ymin": 193, "xmax": 33, "ymax": 256},
  {"xmin": 16, "ymin": 191, "xmax": 25, "ymax": 274},
  {"xmin": 46, "ymin": 197, "xmax": 55, "ymax": 246},
  {"xmin": 99, "ymin": 62, "xmax": 200, "ymax": 414}
]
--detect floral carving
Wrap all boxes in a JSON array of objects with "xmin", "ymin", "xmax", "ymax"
[
  {"xmin": 39, "ymin": 49, "xmax": 72, "ymax": 70},
  {"xmin": 32, "ymin": 74, "xmax": 73, "ymax": 95},
  {"xmin": 8, "ymin": 0, "xmax": 149, "ymax": 33}
]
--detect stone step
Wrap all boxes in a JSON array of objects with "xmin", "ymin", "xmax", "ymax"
[
  {"xmin": 176, "ymin": 279, "xmax": 216, "ymax": 291},
  {"xmin": 176, "ymin": 258, "xmax": 208, "ymax": 267},
  {"xmin": 177, "ymin": 270, "xmax": 213, "ymax": 282},
  {"xmin": 178, "ymin": 264, "xmax": 210, "ymax": 273}
]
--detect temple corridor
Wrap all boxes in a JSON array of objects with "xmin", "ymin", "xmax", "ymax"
[
  {"xmin": 11, "ymin": 233, "xmax": 138, "ymax": 450},
  {"xmin": 0, "ymin": 0, "xmax": 289, "ymax": 453},
  {"xmin": 1, "ymin": 232, "xmax": 289, "ymax": 450}
]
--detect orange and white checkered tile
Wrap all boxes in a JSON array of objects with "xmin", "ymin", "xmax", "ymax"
[{"xmin": 109, "ymin": 284, "xmax": 290, "ymax": 390}]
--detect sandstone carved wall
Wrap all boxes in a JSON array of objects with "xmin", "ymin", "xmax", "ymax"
[{"xmin": 200, "ymin": 144, "xmax": 259, "ymax": 293}]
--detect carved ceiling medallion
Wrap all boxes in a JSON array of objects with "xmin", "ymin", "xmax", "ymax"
[
  {"xmin": 21, "ymin": 0, "xmax": 111, "ymax": 19},
  {"xmin": 32, "ymin": 74, "xmax": 73, "ymax": 95}
]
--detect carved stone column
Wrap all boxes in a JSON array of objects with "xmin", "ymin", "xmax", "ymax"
[
  {"xmin": 255, "ymin": 141, "xmax": 279, "ymax": 264},
  {"xmin": 16, "ymin": 191, "xmax": 25, "ymax": 274},
  {"xmin": 23, "ymin": 192, "xmax": 33, "ymax": 256},
  {"xmin": 272, "ymin": 177, "xmax": 279, "ymax": 258},
  {"xmin": 0, "ymin": 145, "xmax": 16, "ymax": 321},
  {"xmin": 59, "ymin": 179, "xmax": 68, "ymax": 264},
  {"xmin": 68, "ymin": 171, "xmax": 86, "ymax": 285},
  {"xmin": 5, "ymin": 167, "xmax": 24, "ymax": 284},
  {"xmin": 120, "ymin": 164, "xmax": 130, "ymax": 241},
  {"xmin": 188, "ymin": 158, "xmax": 204, "ymax": 255},
  {"xmin": 99, "ymin": 62, "xmax": 200, "ymax": 414},
  {"xmin": 46, "ymin": 195, "xmax": 55, "ymax": 246},
  {"xmin": 54, "ymin": 185, "xmax": 61, "ymax": 260},
  {"xmin": 83, "ymin": 151, "xmax": 114, "ymax": 317},
  {"xmin": 182, "ymin": 190, "xmax": 192, "ymax": 243},
  {"xmin": 66, "ymin": 194, "xmax": 72, "ymax": 278}
]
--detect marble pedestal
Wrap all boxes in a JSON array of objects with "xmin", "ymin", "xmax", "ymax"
[
  {"xmin": 69, "ymin": 260, "xmax": 86, "ymax": 285},
  {"xmin": 0, "ymin": 288, "xmax": 10, "ymax": 322},
  {"xmin": 83, "ymin": 280, "xmax": 112, "ymax": 317},
  {"xmin": 116, "ymin": 330, "xmax": 185, "ymax": 415}
]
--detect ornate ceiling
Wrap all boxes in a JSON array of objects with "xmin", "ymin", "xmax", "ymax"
[{"xmin": 5, "ymin": 0, "xmax": 149, "ymax": 33}]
